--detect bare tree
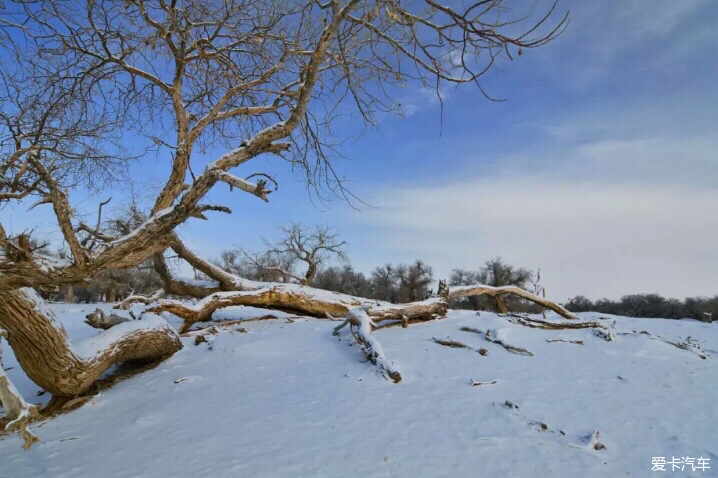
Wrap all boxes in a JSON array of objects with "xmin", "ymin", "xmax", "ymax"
[
  {"xmin": 240, "ymin": 223, "xmax": 347, "ymax": 286},
  {"xmin": 0, "ymin": 0, "xmax": 570, "ymax": 437},
  {"xmin": 370, "ymin": 264, "xmax": 398, "ymax": 302}
]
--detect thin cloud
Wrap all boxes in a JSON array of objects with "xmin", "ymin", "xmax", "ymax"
[{"xmin": 355, "ymin": 178, "xmax": 718, "ymax": 301}]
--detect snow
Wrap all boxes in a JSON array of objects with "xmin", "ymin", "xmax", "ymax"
[
  {"xmin": 72, "ymin": 314, "xmax": 176, "ymax": 360},
  {"xmin": 0, "ymin": 305, "xmax": 717, "ymax": 477}
]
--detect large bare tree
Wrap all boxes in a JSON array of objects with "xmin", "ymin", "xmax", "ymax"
[{"xmin": 0, "ymin": 0, "xmax": 572, "ymax": 440}]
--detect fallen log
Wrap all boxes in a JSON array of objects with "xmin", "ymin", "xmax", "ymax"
[
  {"xmin": 502, "ymin": 314, "xmax": 604, "ymax": 330},
  {"xmin": 460, "ymin": 326, "xmax": 534, "ymax": 356},
  {"xmin": 147, "ymin": 285, "xmax": 448, "ymax": 333}
]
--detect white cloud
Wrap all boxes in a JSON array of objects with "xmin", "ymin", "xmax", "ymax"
[{"xmin": 355, "ymin": 177, "xmax": 718, "ymax": 300}]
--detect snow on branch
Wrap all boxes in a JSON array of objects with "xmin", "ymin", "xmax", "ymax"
[
  {"xmin": 215, "ymin": 171, "xmax": 276, "ymax": 202},
  {"xmin": 333, "ymin": 307, "xmax": 402, "ymax": 383},
  {"xmin": 114, "ymin": 289, "xmax": 165, "ymax": 310}
]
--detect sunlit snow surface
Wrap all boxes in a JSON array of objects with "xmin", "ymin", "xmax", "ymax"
[{"xmin": 1, "ymin": 304, "xmax": 716, "ymax": 477}]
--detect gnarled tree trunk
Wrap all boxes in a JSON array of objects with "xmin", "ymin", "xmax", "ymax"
[{"xmin": 0, "ymin": 288, "xmax": 182, "ymax": 396}]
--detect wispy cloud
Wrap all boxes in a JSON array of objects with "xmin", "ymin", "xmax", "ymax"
[{"xmin": 531, "ymin": 0, "xmax": 718, "ymax": 89}]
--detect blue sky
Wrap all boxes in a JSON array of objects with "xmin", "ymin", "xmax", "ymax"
[{"xmin": 3, "ymin": 0, "xmax": 717, "ymax": 301}]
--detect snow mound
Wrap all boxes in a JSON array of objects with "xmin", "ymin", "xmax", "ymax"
[{"xmin": 0, "ymin": 306, "xmax": 716, "ymax": 477}]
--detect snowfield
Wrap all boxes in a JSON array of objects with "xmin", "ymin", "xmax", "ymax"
[{"xmin": 1, "ymin": 304, "xmax": 716, "ymax": 477}]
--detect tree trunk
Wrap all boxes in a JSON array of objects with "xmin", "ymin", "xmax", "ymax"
[
  {"xmin": 494, "ymin": 296, "xmax": 508, "ymax": 314},
  {"xmin": 107, "ymin": 286, "xmax": 116, "ymax": 304},
  {"xmin": 0, "ymin": 288, "xmax": 182, "ymax": 396}
]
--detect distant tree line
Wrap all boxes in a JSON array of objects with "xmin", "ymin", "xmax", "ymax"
[
  {"xmin": 565, "ymin": 294, "xmax": 717, "ymax": 322},
  {"xmin": 32, "ymin": 223, "xmax": 716, "ymax": 322}
]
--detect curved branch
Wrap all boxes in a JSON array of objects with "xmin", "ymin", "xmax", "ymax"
[{"xmin": 449, "ymin": 285, "xmax": 578, "ymax": 320}]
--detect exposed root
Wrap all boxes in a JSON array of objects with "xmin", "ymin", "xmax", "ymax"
[
  {"xmin": 333, "ymin": 307, "xmax": 402, "ymax": 383},
  {"xmin": 460, "ymin": 326, "xmax": 534, "ymax": 356},
  {"xmin": 432, "ymin": 338, "xmax": 487, "ymax": 355},
  {"xmin": 658, "ymin": 336, "xmax": 709, "ymax": 360},
  {"xmin": 432, "ymin": 338, "xmax": 470, "ymax": 349},
  {"xmin": 593, "ymin": 329, "xmax": 615, "ymax": 342},
  {"xmin": 546, "ymin": 338, "xmax": 584, "ymax": 345},
  {"xmin": 628, "ymin": 332, "xmax": 710, "ymax": 359},
  {"xmin": 503, "ymin": 314, "xmax": 605, "ymax": 330}
]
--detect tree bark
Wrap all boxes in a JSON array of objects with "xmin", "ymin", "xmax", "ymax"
[{"xmin": 0, "ymin": 288, "xmax": 182, "ymax": 396}]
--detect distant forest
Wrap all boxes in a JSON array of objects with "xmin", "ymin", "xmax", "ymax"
[{"xmin": 38, "ymin": 247, "xmax": 715, "ymax": 323}]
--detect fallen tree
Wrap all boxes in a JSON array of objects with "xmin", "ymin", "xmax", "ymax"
[{"xmin": 144, "ymin": 270, "xmax": 573, "ymax": 334}]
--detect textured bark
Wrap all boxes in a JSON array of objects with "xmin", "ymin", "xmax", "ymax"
[
  {"xmin": 153, "ymin": 252, "xmax": 222, "ymax": 299},
  {"xmin": 0, "ymin": 288, "xmax": 182, "ymax": 396},
  {"xmin": 148, "ymin": 287, "xmax": 359, "ymax": 333}
]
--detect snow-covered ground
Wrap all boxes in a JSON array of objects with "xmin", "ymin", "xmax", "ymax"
[{"xmin": 1, "ymin": 304, "xmax": 716, "ymax": 477}]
